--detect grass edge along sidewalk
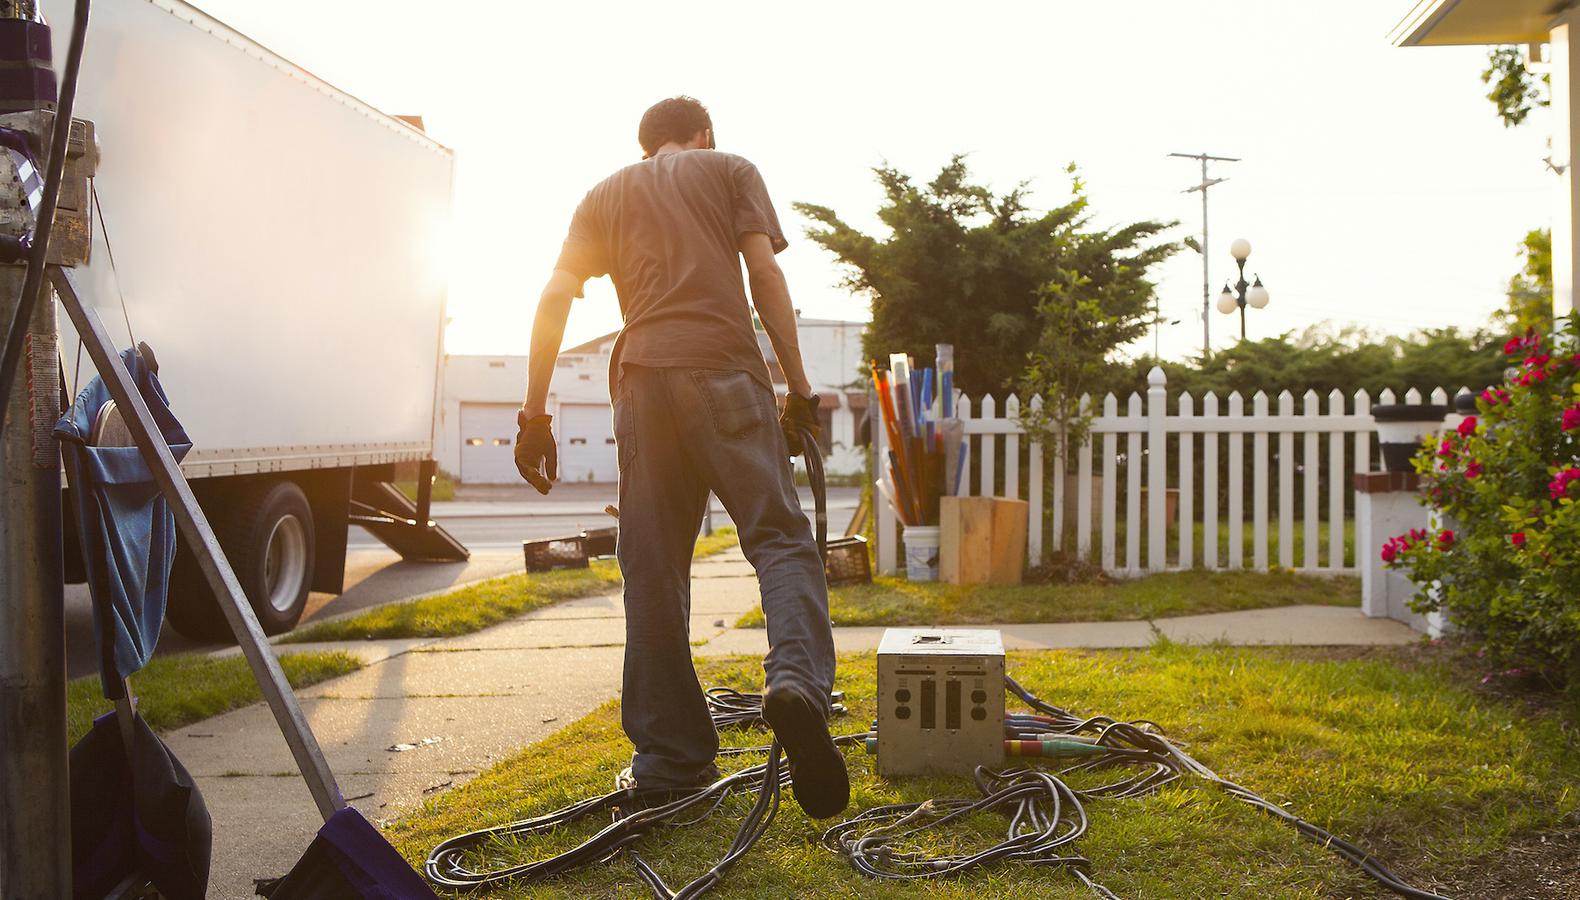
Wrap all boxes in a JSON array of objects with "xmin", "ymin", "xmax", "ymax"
[
  {"xmin": 736, "ymin": 568, "xmax": 1360, "ymax": 628},
  {"xmin": 386, "ymin": 643, "xmax": 1579, "ymax": 899},
  {"xmin": 66, "ymin": 650, "xmax": 363, "ymax": 745},
  {"xmin": 285, "ymin": 527, "xmax": 740, "ymax": 643}
]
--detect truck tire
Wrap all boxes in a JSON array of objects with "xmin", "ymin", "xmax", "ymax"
[{"xmin": 166, "ymin": 480, "xmax": 317, "ymax": 642}]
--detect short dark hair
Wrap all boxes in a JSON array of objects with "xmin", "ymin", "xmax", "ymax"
[{"xmin": 638, "ymin": 96, "xmax": 713, "ymax": 158}]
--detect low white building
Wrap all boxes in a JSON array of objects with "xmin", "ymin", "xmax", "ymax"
[{"xmin": 437, "ymin": 317, "xmax": 869, "ymax": 484}]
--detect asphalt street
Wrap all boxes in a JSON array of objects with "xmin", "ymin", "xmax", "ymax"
[
  {"xmin": 64, "ymin": 485, "xmax": 860, "ymax": 679},
  {"xmin": 348, "ymin": 486, "xmax": 859, "ymax": 549}
]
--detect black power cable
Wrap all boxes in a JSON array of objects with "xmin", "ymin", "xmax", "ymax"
[
  {"xmin": 0, "ymin": 0, "xmax": 92, "ymax": 417},
  {"xmin": 1002, "ymin": 677, "xmax": 1451, "ymax": 900},
  {"xmin": 826, "ymin": 678, "xmax": 1450, "ymax": 900},
  {"xmin": 424, "ymin": 693, "xmax": 859, "ymax": 895},
  {"xmin": 703, "ymin": 686, "xmax": 846, "ymax": 730}
]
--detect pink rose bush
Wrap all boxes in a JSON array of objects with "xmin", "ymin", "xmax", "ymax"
[{"xmin": 1386, "ymin": 317, "xmax": 1580, "ymax": 696}]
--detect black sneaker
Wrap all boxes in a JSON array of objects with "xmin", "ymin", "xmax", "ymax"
[{"xmin": 761, "ymin": 684, "xmax": 849, "ymax": 818}]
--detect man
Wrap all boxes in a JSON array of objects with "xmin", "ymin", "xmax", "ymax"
[{"xmin": 513, "ymin": 97, "xmax": 847, "ymax": 818}]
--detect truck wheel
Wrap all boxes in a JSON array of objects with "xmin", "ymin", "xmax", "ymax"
[{"xmin": 166, "ymin": 480, "xmax": 317, "ymax": 642}]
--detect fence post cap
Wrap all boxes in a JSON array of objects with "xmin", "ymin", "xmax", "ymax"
[{"xmin": 1147, "ymin": 366, "xmax": 1166, "ymax": 386}]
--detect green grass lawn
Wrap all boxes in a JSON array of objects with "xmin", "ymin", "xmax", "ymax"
[
  {"xmin": 286, "ymin": 528, "xmax": 739, "ymax": 643},
  {"xmin": 68, "ymin": 650, "xmax": 362, "ymax": 744},
  {"xmin": 692, "ymin": 526, "xmax": 741, "ymax": 560},
  {"xmin": 284, "ymin": 562, "xmax": 625, "ymax": 643},
  {"xmin": 1048, "ymin": 517, "xmax": 1357, "ymax": 570},
  {"xmin": 386, "ymin": 644, "xmax": 1578, "ymax": 898},
  {"xmin": 736, "ymin": 569, "xmax": 1358, "ymax": 628}
]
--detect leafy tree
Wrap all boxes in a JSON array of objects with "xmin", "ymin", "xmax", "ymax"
[
  {"xmin": 1497, "ymin": 228, "xmax": 1554, "ymax": 337},
  {"xmin": 1096, "ymin": 325, "xmax": 1510, "ymax": 403},
  {"xmin": 795, "ymin": 157, "xmax": 1174, "ymax": 396},
  {"xmin": 1482, "ymin": 46, "xmax": 1549, "ymax": 127}
]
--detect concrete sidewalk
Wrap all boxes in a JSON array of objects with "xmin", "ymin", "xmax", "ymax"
[
  {"xmin": 182, "ymin": 551, "xmax": 758, "ymax": 898},
  {"xmin": 431, "ymin": 485, "xmax": 860, "ymax": 519},
  {"xmin": 699, "ymin": 603, "xmax": 1420, "ymax": 657},
  {"xmin": 177, "ymin": 550, "xmax": 1419, "ymax": 898}
]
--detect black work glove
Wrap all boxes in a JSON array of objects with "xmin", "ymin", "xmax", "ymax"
[
  {"xmin": 515, "ymin": 411, "xmax": 557, "ymax": 494},
  {"xmin": 780, "ymin": 392, "xmax": 821, "ymax": 458}
]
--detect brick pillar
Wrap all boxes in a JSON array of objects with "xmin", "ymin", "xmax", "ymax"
[{"xmin": 1353, "ymin": 471, "xmax": 1450, "ymax": 637}]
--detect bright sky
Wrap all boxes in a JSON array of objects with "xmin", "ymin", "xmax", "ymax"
[{"xmin": 196, "ymin": 0, "xmax": 1553, "ymax": 362}]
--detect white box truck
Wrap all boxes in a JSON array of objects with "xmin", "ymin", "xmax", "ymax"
[{"xmin": 48, "ymin": 0, "xmax": 466, "ymax": 638}]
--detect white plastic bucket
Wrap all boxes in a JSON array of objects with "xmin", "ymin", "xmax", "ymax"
[{"xmin": 904, "ymin": 525, "xmax": 940, "ymax": 582}]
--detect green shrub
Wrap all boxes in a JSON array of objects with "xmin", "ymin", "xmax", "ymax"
[{"xmin": 1387, "ymin": 315, "xmax": 1580, "ymax": 697}]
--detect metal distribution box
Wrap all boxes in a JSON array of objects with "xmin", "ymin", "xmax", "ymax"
[{"xmin": 876, "ymin": 628, "xmax": 1005, "ymax": 776}]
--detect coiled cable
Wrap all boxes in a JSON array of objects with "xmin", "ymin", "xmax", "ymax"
[{"xmin": 825, "ymin": 677, "xmax": 1449, "ymax": 899}]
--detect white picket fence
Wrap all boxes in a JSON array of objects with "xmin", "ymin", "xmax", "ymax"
[{"xmin": 874, "ymin": 366, "xmax": 1466, "ymax": 577}]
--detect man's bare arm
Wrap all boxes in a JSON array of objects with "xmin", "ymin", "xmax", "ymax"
[
  {"xmin": 740, "ymin": 232, "xmax": 812, "ymax": 398},
  {"xmin": 521, "ymin": 269, "xmax": 585, "ymax": 417}
]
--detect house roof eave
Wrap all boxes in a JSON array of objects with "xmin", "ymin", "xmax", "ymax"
[{"xmin": 1391, "ymin": 0, "xmax": 1570, "ymax": 47}]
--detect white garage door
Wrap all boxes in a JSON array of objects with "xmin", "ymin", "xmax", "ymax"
[
  {"xmin": 558, "ymin": 403, "xmax": 617, "ymax": 483},
  {"xmin": 459, "ymin": 403, "xmax": 522, "ymax": 485}
]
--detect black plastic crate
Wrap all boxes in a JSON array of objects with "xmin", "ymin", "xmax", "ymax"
[
  {"xmin": 583, "ymin": 526, "xmax": 618, "ymax": 558},
  {"xmin": 522, "ymin": 534, "xmax": 589, "ymax": 573},
  {"xmin": 824, "ymin": 535, "xmax": 872, "ymax": 586}
]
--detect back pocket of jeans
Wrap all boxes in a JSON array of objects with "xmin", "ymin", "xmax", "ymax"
[{"xmin": 692, "ymin": 369, "xmax": 766, "ymax": 438}]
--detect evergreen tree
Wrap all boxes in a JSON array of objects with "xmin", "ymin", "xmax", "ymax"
[{"xmin": 795, "ymin": 157, "xmax": 1174, "ymax": 396}]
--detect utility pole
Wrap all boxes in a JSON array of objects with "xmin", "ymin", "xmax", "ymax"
[
  {"xmin": 1169, "ymin": 152, "xmax": 1239, "ymax": 358},
  {"xmin": 0, "ymin": 3, "xmax": 73, "ymax": 895}
]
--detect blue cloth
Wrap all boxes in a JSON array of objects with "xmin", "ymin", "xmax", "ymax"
[{"xmin": 55, "ymin": 347, "xmax": 191, "ymax": 694}]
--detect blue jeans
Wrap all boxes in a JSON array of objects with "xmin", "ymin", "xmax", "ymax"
[{"xmin": 612, "ymin": 364, "xmax": 835, "ymax": 787}]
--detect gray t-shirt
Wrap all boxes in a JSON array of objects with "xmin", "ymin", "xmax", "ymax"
[{"xmin": 554, "ymin": 149, "xmax": 787, "ymax": 396}]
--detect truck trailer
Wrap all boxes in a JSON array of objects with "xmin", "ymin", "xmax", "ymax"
[{"xmin": 48, "ymin": 0, "xmax": 466, "ymax": 638}]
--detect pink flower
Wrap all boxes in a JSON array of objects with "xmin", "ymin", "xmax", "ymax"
[
  {"xmin": 1465, "ymin": 460, "xmax": 1482, "ymax": 479},
  {"xmin": 1564, "ymin": 405, "xmax": 1580, "ymax": 431},
  {"xmin": 1437, "ymin": 529, "xmax": 1455, "ymax": 548},
  {"xmin": 1504, "ymin": 336, "xmax": 1524, "ymax": 355},
  {"xmin": 1525, "ymin": 353, "xmax": 1552, "ymax": 369},
  {"xmin": 1481, "ymin": 387, "xmax": 1511, "ymax": 406},
  {"xmin": 1438, "ymin": 438, "xmax": 1455, "ymax": 458},
  {"xmin": 1550, "ymin": 467, "xmax": 1580, "ymax": 500},
  {"xmin": 1510, "ymin": 532, "xmax": 1526, "ymax": 547},
  {"xmin": 1456, "ymin": 416, "xmax": 1477, "ymax": 437},
  {"xmin": 1381, "ymin": 533, "xmax": 1410, "ymax": 564}
]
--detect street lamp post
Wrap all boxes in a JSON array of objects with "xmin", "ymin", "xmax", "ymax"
[{"xmin": 1215, "ymin": 237, "xmax": 1270, "ymax": 340}]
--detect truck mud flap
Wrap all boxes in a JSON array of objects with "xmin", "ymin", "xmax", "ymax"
[{"xmin": 348, "ymin": 474, "xmax": 469, "ymax": 562}]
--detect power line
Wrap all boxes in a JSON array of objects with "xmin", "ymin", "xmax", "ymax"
[{"xmin": 1169, "ymin": 151, "xmax": 1240, "ymax": 359}]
